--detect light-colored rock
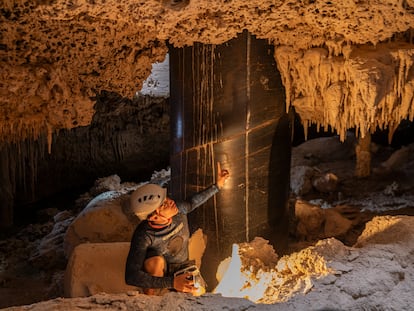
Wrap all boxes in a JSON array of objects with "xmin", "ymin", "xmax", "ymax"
[
  {"xmin": 63, "ymin": 191, "xmax": 139, "ymax": 258},
  {"xmin": 64, "ymin": 232, "xmax": 206, "ymax": 298},
  {"xmin": 2, "ymin": 1, "xmax": 414, "ymax": 145},
  {"xmin": 64, "ymin": 242, "xmax": 138, "ymax": 298},
  {"xmin": 354, "ymin": 215, "xmax": 414, "ymax": 247},
  {"xmin": 188, "ymin": 228, "xmax": 207, "ymax": 269},
  {"xmin": 10, "ymin": 216, "xmax": 414, "ymax": 310},
  {"xmin": 355, "ymin": 134, "xmax": 371, "ymax": 177}
]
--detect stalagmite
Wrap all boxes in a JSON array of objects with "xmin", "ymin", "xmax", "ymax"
[{"xmin": 355, "ymin": 134, "xmax": 371, "ymax": 178}]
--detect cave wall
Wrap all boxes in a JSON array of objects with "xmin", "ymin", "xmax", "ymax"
[
  {"xmin": 1, "ymin": 1, "xmax": 414, "ymax": 145},
  {"xmin": 0, "ymin": 92, "xmax": 170, "ymax": 228},
  {"xmin": 275, "ymin": 42, "xmax": 414, "ymax": 141},
  {"xmin": 2, "ymin": 0, "xmax": 414, "ymax": 227}
]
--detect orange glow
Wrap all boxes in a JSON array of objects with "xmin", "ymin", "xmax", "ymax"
[
  {"xmin": 214, "ymin": 243, "xmax": 272, "ymax": 302},
  {"xmin": 213, "ymin": 237, "xmax": 332, "ymax": 304}
]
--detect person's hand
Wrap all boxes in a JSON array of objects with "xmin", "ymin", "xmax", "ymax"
[
  {"xmin": 216, "ymin": 162, "xmax": 230, "ymax": 189},
  {"xmin": 173, "ymin": 272, "xmax": 196, "ymax": 294}
]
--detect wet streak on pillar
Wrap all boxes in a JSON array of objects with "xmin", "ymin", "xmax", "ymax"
[{"xmin": 169, "ymin": 30, "xmax": 291, "ymax": 289}]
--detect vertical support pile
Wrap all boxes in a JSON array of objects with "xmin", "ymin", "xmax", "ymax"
[{"xmin": 169, "ymin": 30, "xmax": 291, "ymax": 288}]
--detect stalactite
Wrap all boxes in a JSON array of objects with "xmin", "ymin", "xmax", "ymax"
[
  {"xmin": 0, "ymin": 133, "xmax": 48, "ymax": 226},
  {"xmin": 275, "ymin": 42, "xmax": 414, "ymax": 142},
  {"xmin": 0, "ymin": 92, "xmax": 170, "ymax": 227}
]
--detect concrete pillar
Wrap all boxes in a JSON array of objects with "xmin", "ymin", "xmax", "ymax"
[{"xmin": 169, "ymin": 30, "xmax": 291, "ymax": 288}]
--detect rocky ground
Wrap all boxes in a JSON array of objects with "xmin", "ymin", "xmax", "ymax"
[{"xmin": 1, "ymin": 135, "xmax": 414, "ymax": 310}]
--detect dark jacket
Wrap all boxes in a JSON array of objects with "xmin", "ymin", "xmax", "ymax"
[{"xmin": 125, "ymin": 185, "xmax": 219, "ymax": 289}]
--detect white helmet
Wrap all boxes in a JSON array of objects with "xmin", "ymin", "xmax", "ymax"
[{"xmin": 130, "ymin": 184, "xmax": 167, "ymax": 221}]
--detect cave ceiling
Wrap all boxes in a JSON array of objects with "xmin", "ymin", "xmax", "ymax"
[{"xmin": 1, "ymin": 0, "xmax": 414, "ymax": 147}]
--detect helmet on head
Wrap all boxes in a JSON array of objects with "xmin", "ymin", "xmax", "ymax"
[{"xmin": 130, "ymin": 184, "xmax": 167, "ymax": 221}]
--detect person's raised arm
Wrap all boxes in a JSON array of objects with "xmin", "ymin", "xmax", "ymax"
[{"xmin": 178, "ymin": 162, "xmax": 230, "ymax": 214}]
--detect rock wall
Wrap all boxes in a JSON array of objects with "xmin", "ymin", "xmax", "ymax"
[
  {"xmin": 0, "ymin": 93, "xmax": 170, "ymax": 228},
  {"xmin": 1, "ymin": 1, "xmax": 414, "ymax": 144},
  {"xmin": 2, "ymin": 0, "xmax": 414, "ymax": 228}
]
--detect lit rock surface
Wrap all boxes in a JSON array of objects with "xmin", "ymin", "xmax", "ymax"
[
  {"xmin": 1, "ymin": 1, "xmax": 414, "ymax": 144},
  {"xmin": 64, "ymin": 242, "xmax": 138, "ymax": 298},
  {"xmin": 2, "ymin": 138, "xmax": 414, "ymax": 309},
  {"xmin": 64, "ymin": 170, "xmax": 171, "ymax": 258},
  {"xmin": 275, "ymin": 43, "xmax": 414, "ymax": 140},
  {"xmin": 63, "ymin": 190, "xmax": 138, "ymax": 258},
  {"xmin": 6, "ymin": 216, "xmax": 414, "ymax": 310},
  {"xmin": 64, "ymin": 231, "xmax": 206, "ymax": 299}
]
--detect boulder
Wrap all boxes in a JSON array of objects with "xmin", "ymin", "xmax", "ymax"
[
  {"xmin": 64, "ymin": 242, "xmax": 138, "ymax": 297},
  {"xmin": 294, "ymin": 200, "xmax": 325, "ymax": 240},
  {"xmin": 64, "ymin": 232, "xmax": 206, "ymax": 298},
  {"xmin": 290, "ymin": 166, "xmax": 315, "ymax": 196},
  {"xmin": 354, "ymin": 215, "xmax": 414, "ymax": 247},
  {"xmin": 379, "ymin": 145, "xmax": 411, "ymax": 172},
  {"xmin": 312, "ymin": 172, "xmax": 339, "ymax": 193},
  {"xmin": 64, "ymin": 191, "xmax": 139, "ymax": 258},
  {"xmin": 291, "ymin": 135, "xmax": 356, "ymax": 167},
  {"xmin": 324, "ymin": 209, "xmax": 353, "ymax": 238},
  {"xmin": 295, "ymin": 200, "xmax": 353, "ymax": 241}
]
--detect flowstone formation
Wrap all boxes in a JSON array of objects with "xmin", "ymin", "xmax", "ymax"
[
  {"xmin": 275, "ymin": 43, "xmax": 414, "ymax": 141},
  {"xmin": 1, "ymin": 0, "xmax": 414, "ymax": 146}
]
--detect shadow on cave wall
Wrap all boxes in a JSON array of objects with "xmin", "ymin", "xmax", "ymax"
[{"xmin": 0, "ymin": 91, "xmax": 170, "ymax": 228}]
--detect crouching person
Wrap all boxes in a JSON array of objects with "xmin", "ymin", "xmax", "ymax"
[{"xmin": 125, "ymin": 163, "xmax": 229, "ymax": 296}]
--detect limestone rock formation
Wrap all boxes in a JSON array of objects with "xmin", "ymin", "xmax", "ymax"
[
  {"xmin": 275, "ymin": 43, "xmax": 414, "ymax": 140},
  {"xmin": 1, "ymin": 0, "xmax": 414, "ymax": 144},
  {"xmin": 64, "ymin": 242, "xmax": 138, "ymax": 297},
  {"xmin": 63, "ymin": 190, "xmax": 138, "ymax": 258},
  {"xmin": 2, "ymin": 1, "xmax": 414, "ymax": 229},
  {"xmin": 64, "ymin": 230, "xmax": 206, "ymax": 298},
  {"xmin": 0, "ymin": 92, "xmax": 170, "ymax": 228}
]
